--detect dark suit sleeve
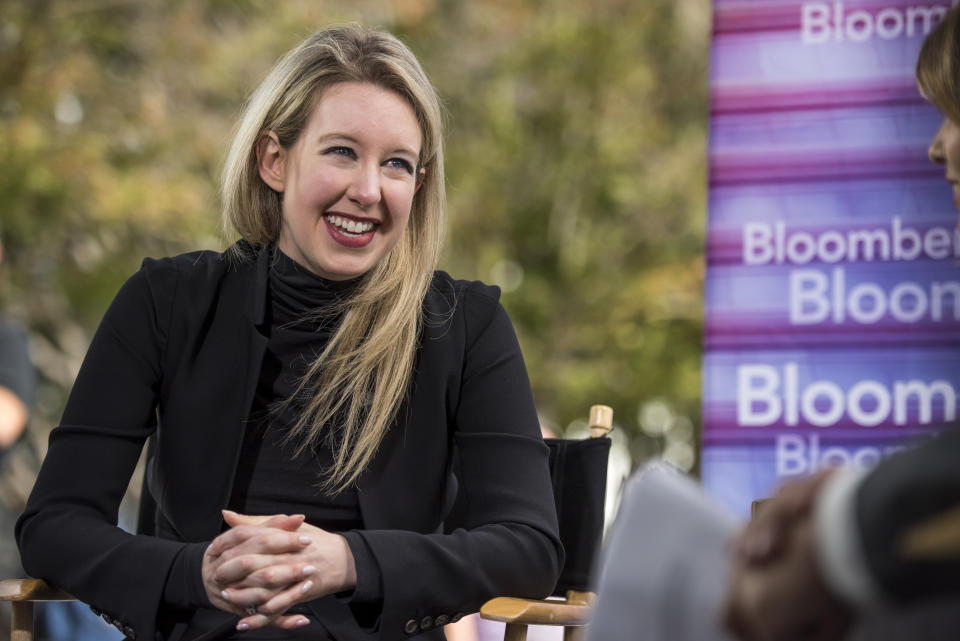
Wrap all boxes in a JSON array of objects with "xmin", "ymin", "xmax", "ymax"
[
  {"xmin": 855, "ymin": 425, "xmax": 960, "ymax": 603},
  {"xmin": 16, "ymin": 259, "xmax": 189, "ymax": 640},
  {"xmin": 354, "ymin": 284, "xmax": 563, "ymax": 638}
]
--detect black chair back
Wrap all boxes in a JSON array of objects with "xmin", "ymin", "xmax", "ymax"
[{"xmin": 544, "ymin": 437, "xmax": 611, "ymax": 595}]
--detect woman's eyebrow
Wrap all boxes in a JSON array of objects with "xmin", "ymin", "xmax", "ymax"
[{"xmin": 316, "ymin": 132, "xmax": 361, "ymax": 146}]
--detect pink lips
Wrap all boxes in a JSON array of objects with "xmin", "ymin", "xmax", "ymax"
[{"xmin": 323, "ymin": 215, "xmax": 377, "ymax": 249}]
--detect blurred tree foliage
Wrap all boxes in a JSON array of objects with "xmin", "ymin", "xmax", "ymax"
[{"xmin": 0, "ymin": 0, "xmax": 709, "ymax": 483}]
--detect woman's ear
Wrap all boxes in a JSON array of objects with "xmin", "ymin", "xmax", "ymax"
[
  {"xmin": 415, "ymin": 167, "xmax": 426, "ymax": 193},
  {"xmin": 256, "ymin": 131, "xmax": 286, "ymax": 193}
]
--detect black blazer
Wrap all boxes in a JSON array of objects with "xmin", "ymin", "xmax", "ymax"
[{"xmin": 17, "ymin": 243, "xmax": 563, "ymax": 641}]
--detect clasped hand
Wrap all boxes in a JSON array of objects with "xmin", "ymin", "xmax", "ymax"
[{"xmin": 202, "ymin": 510, "xmax": 357, "ymax": 631}]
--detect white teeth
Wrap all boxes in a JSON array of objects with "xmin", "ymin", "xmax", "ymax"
[{"xmin": 325, "ymin": 215, "xmax": 374, "ymax": 236}]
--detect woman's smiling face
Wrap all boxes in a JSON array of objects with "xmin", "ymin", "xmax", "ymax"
[{"xmin": 259, "ymin": 81, "xmax": 424, "ymax": 280}]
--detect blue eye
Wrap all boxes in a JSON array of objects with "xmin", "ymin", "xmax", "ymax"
[
  {"xmin": 386, "ymin": 158, "xmax": 414, "ymax": 174},
  {"xmin": 325, "ymin": 146, "xmax": 356, "ymax": 159}
]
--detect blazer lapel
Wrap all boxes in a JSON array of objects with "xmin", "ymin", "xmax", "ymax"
[{"xmin": 169, "ymin": 245, "xmax": 272, "ymax": 541}]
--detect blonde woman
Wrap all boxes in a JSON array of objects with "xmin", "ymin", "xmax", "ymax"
[{"xmin": 17, "ymin": 26, "xmax": 561, "ymax": 641}]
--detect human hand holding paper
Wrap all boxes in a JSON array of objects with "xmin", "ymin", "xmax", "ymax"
[
  {"xmin": 723, "ymin": 512, "xmax": 853, "ymax": 641},
  {"xmin": 731, "ymin": 470, "xmax": 834, "ymax": 564},
  {"xmin": 722, "ymin": 470, "xmax": 852, "ymax": 640}
]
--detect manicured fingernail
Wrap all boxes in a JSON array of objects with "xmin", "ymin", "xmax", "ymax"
[
  {"xmin": 221, "ymin": 590, "xmax": 230, "ymax": 601},
  {"xmin": 237, "ymin": 623, "xmax": 249, "ymax": 631},
  {"xmin": 299, "ymin": 536, "xmax": 311, "ymax": 545},
  {"xmin": 296, "ymin": 618, "xmax": 309, "ymax": 627},
  {"xmin": 301, "ymin": 580, "xmax": 314, "ymax": 594},
  {"xmin": 302, "ymin": 565, "xmax": 316, "ymax": 576},
  {"xmin": 222, "ymin": 509, "xmax": 237, "ymax": 516}
]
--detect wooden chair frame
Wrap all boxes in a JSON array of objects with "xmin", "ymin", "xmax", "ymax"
[{"xmin": 0, "ymin": 578, "xmax": 74, "ymax": 641}]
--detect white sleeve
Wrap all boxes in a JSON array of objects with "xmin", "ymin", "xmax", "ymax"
[{"xmin": 813, "ymin": 467, "xmax": 887, "ymax": 608}]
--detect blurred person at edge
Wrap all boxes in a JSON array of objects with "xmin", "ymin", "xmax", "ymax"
[
  {"xmin": 0, "ymin": 235, "xmax": 32, "ymax": 452},
  {"xmin": 15, "ymin": 26, "xmax": 562, "ymax": 641},
  {"xmin": 721, "ymin": 8, "xmax": 960, "ymax": 641},
  {"xmin": 0, "ymin": 233, "xmax": 34, "ymax": 636}
]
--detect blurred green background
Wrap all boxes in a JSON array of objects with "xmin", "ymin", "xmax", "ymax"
[{"xmin": 0, "ymin": 0, "xmax": 709, "ymax": 492}]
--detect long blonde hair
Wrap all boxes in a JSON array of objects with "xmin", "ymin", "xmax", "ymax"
[
  {"xmin": 221, "ymin": 25, "xmax": 446, "ymax": 492},
  {"xmin": 918, "ymin": 5, "xmax": 960, "ymax": 125}
]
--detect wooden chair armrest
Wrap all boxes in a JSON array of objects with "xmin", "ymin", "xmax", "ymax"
[
  {"xmin": 0, "ymin": 579, "xmax": 74, "ymax": 602},
  {"xmin": 479, "ymin": 597, "xmax": 590, "ymax": 626}
]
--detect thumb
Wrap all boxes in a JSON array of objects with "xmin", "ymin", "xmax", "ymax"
[
  {"xmin": 262, "ymin": 514, "xmax": 306, "ymax": 531},
  {"xmin": 221, "ymin": 510, "xmax": 304, "ymax": 529}
]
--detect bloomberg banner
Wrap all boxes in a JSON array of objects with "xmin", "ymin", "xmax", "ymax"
[{"xmin": 703, "ymin": 0, "xmax": 960, "ymax": 517}]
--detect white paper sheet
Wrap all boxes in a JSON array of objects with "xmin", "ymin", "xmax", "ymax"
[{"xmin": 586, "ymin": 462, "xmax": 737, "ymax": 641}]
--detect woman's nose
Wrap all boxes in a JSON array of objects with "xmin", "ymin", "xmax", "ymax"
[
  {"xmin": 929, "ymin": 122, "xmax": 947, "ymax": 164},
  {"xmin": 347, "ymin": 164, "xmax": 382, "ymax": 207}
]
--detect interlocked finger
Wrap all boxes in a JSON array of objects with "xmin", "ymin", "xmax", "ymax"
[
  {"xmin": 219, "ymin": 585, "xmax": 277, "ymax": 609},
  {"xmin": 212, "ymin": 527, "xmax": 311, "ymax": 560},
  {"xmin": 235, "ymin": 603, "xmax": 312, "ymax": 631},
  {"xmin": 236, "ymin": 613, "xmax": 311, "ymax": 632},
  {"xmin": 215, "ymin": 550, "xmax": 307, "ymax": 585},
  {"xmin": 256, "ymin": 578, "xmax": 315, "ymax": 617},
  {"xmin": 242, "ymin": 562, "xmax": 316, "ymax": 589}
]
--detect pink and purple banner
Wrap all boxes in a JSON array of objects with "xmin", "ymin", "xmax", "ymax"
[{"xmin": 702, "ymin": 0, "xmax": 960, "ymax": 517}]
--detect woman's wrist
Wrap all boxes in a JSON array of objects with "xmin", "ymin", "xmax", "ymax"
[
  {"xmin": 336, "ymin": 533, "xmax": 358, "ymax": 592},
  {"xmin": 338, "ymin": 531, "xmax": 383, "ymax": 603}
]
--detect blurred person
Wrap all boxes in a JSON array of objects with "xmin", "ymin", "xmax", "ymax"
[
  {"xmin": 16, "ymin": 25, "xmax": 562, "ymax": 641},
  {"xmin": 722, "ymin": 9, "xmax": 960, "ymax": 640},
  {"xmin": 0, "ymin": 234, "xmax": 35, "ymax": 639},
  {"xmin": 0, "ymin": 236, "xmax": 32, "ymax": 450},
  {"xmin": 0, "ymin": 232, "xmax": 33, "ymax": 576}
]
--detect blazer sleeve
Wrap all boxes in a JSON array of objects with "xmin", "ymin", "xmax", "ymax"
[
  {"xmin": 16, "ymin": 259, "xmax": 188, "ymax": 640},
  {"xmin": 854, "ymin": 425, "xmax": 960, "ymax": 603},
  {"xmin": 354, "ymin": 284, "xmax": 564, "ymax": 639}
]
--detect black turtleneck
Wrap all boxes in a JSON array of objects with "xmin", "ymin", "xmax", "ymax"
[{"xmin": 229, "ymin": 249, "xmax": 362, "ymax": 527}]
